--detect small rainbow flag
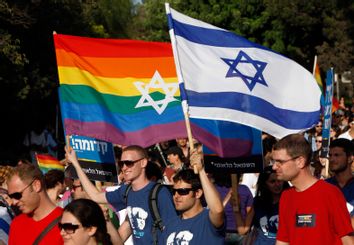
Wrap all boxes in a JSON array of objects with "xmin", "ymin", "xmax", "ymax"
[
  {"xmin": 314, "ymin": 56, "xmax": 339, "ymax": 113},
  {"xmin": 36, "ymin": 154, "xmax": 64, "ymax": 174}
]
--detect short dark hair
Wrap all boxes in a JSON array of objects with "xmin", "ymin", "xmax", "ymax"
[
  {"xmin": 166, "ymin": 146, "xmax": 184, "ymax": 159},
  {"xmin": 146, "ymin": 161, "xmax": 163, "ymax": 182},
  {"xmin": 44, "ymin": 169, "xmax": 64, "ymax": 189},
  {"xmin": 64, "ymin": 199, "xmax": 112, "ymax": 245},
  {"xmin": 273, "ymin": 134, "xmax": 312, "ymax": 165},
  {"xmin": 172, "ymin": 169, "xmax": 201, "ymax": 190},
  {"xmin": 330, "ymin": 138, "xmax": 353, "ymax": 156}
]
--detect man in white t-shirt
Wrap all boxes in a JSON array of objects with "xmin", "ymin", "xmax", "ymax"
[{"xmin": 338, "ymin": 120, "xmax": 354, "ymax": 141}]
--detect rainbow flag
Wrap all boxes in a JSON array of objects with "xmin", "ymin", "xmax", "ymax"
[
  {"xmin": 314, "ymin": 57, "xmax": 339, "ymax": 113},
  {"xmin": 314, "ymin": 61, "xmax": 324, "ymax": 93},
  {"xmin": 54, "ymin": 34, "xmax": 187, "ymax": 147},
  {"xmin": 36, "ymin": 154, "xmax": 64, "ymax": 174}
]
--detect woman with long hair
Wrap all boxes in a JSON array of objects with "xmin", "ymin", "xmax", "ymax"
[
  {"xmin": 235, "ymin": 166, "xmax": 289, "ymax": 245},
  {"xmin": 60, "ymin": 199, "xmax": 120, "ymax": 245},
  {"xmin": 251, "ymin": 166, "xmax": 289, "ymax": 244}
]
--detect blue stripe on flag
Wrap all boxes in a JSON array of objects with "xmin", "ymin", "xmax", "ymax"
[
  {"xmin": 0, "ymin": 217, "xmax": 10, "ymax": 234},
  {"xmin": 190, "ymin": 118, "xmax": 262, "ymax": 155},
  {"xmin": 167, "ymin": 14, "xmax": 273, "ymax": 52},
  {"xmin": 167, "ymin": 6, "xmax": 321, "ymax": 139},
  {"xmin": 186, "ymin": 90, "xmax": 320, "ymax": 129}
]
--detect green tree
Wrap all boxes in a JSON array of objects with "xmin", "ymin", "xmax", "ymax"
[
  {"xmin": 0, "ymin": 0, "xmax": 133, "ymax": 162},
  {"xmin": 130, "ymin": 0, "xmax": 354, "ymax": 74}
]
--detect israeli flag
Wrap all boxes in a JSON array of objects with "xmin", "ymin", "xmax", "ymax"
[{"xmin": 166, "ymin": 4, "xmax": 321, "ymax": 139}]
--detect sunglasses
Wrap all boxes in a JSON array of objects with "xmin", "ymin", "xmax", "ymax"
[
  {"xmin": 118, "ymin": 158, "xmax": 144, "ymax": 168},
  {"xmin": 172, "ymin": 188, "xmax": 194, "ymax": 196},
  {"xmin": 316, "ymin": 140, "xmax": 322, "ymax": 143},
  {"xmin": 72, "ymin": 184, "xmax": 82, "ymax": 191},
  {"xmin": 58, "ymin": 222, "xmax": 80, "ymax": 234},
  {"xmin": 8, "ymin": 179, "xmax": 35, "ymax": 200}
]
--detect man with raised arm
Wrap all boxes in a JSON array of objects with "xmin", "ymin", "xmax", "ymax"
[
  {"xmin": 160, "ymin": 148, "xmax": 225, "ymax": 244},
  {"xmin": 65, "ymin": 145, "xmax": 177, "ymax": 244}
]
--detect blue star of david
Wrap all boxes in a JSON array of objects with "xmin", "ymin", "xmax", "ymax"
[{"xmin": 221, "ymin": 50, "xmax": 268, "ymax": 91}]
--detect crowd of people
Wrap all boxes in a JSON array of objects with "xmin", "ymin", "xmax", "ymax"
[{"xmin": 0, "ymin": 99, "xmax": 352, "ymax": 244}]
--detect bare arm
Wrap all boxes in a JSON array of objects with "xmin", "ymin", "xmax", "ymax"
[
  {"xmin": 118, "ymin": 219, "xmax": 132, "ymax": 242},
  {"xmin": 222, "ymin": 188, "xmax": 232, "ymax": 207},
  {"xmin": 190, "ymin": 149, "xmax": 224, "ymax": 228},
  {"xmin": 275, "ymin": 241, "xmax": 289, "ymax": 245},
  {"xmin": 234, "ymin": 206, "xmax": 254, "ymax": 235},
  {"xmin": 106, "ymin": 220, "xmax": 123, "ymax": 245},
  {"xmin": 341, "ymin": 234, "xmax": 354, "ymax": 245},
  {"xmin": 65, "ymin": 146, "xmax": 107, "ymax": 203}
]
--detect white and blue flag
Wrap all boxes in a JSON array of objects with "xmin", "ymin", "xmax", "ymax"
[{"xmin": 166, "ymin": 4, "xmax": 321, "ymax": 139}]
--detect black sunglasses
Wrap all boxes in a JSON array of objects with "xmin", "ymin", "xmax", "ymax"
[
  {"xmin": 58, "ymin": 222, "xmax": 80, "ymax": 234},
  {"xmin": 118, "ymin": 158, "xmax": 144, "ymax": 168},
  {"xmin": 72, "ymin": 184, "xmax": 82, "ymax": 191},
  {"xmin": 8, "ymin": 179, "xmax": 35, "ymax": 200},
  {"xmin": 172, "ymin": 188, "xmax": 194, "ymax": 196}
]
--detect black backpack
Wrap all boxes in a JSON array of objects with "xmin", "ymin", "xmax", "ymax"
[{"xmin": 123, "ymin": 182, "xmax": 168, "ymax": 245}]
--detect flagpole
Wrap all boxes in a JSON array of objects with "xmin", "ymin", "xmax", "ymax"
[
  {"xmin": 166, "ymin": 3, "xmax": 197, "ymax": 173},
  {"xmin": 313, "ymin": 55, "xmax": 317, "ymax": 76}
]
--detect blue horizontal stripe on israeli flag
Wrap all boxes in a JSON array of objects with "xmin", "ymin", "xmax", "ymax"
[
  {"xmin": 190, "ymin": 118, "xmax": 255, "ymax": 139},
  {"xmin": 186, "ymin": 90, "xmax": 320, "ymax": 130},
  {"xmin": 190, "ymin": 118, "xmax": 262, "ymax": 155},
  {"xmin": 168, "ymin": 13, "xmax": 273, "ymax": 52},
  {"xmin": 61, "ymin": 102, "xmax": 184, "ymax": 132}
]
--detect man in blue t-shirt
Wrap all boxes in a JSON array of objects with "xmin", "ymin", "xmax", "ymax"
[
  {"xmin": 66, "ymin": 145, "xmax": 177, "ymax": 244},
  {"xmin": 161, "ymin": 148, "xmax": 225, "ymax": 244},
  {"xmin": 326, "ymin": 138, "xmax": 354, "ymax": 228}
]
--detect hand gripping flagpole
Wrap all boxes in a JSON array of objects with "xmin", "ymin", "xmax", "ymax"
[{"xmin": 166, "ymin": 3, "xmax": 197, "ymax": 174}]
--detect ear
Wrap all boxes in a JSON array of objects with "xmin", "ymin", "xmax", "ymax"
[
  {"xmin": 87, "ymin": 226, "xmax": 97, "ymax": 236},
  {"xmin": 141, "ymin": 158, "xmax": 148, "ymax": 168},
  {"xmin": 296, "ymin": 156, "xmax": 306, "ymax": 169},
  {"xmin": 32, "ymin": 179, "xmax": 42, "ymax": 193},
  {"xmin": 195, "ymin": 189, "xmax": 203, "ymax": 199}
]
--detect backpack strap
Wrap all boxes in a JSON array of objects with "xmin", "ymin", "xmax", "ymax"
[
  {"xmin": 149, "ymin": 182, "xmax": 164, "ymax": 245},
  {"xmin": 33, "ymin": 215, "xmax": 61, "ymax": 245},
  {"xmin": 123, "ymin": 184, "xmax": 132, "ymax": 206},
  {"xmin": 124, "ymin": 182, "xmax": 164, "ymax": 245}
]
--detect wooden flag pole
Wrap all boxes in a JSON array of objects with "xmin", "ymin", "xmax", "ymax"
[
  {"xmin": 324, "ymin": 158, "xmax": 329, "ymax": 179},
  {"xmin": 166, "ymin": 4, "xmax": 197, "ymax": 174},
  {"xmin": 312, "ymin": 55, "xmax": 317, "ymax": 76},
  {"xmin": 231, "ymin": 174, "xmax": 240, "ymax": 213},
  {"xmin": 182, "ymin": 101, "xmax": 198, "ymax": 174}
]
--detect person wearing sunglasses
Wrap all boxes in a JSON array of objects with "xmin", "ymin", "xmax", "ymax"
[
  {"xmin": 60, "ymin": 198, "xmax": 121, "ymax": 245},
  {"xmin": 71, "ymin": 179, "xmax": 90, "ymax": 200},
  {"xmin": 161, "ymin": 149, "xmax": 225, "ymax": 244},
  {"xmin": 271, "ymin": 134, "xmax": 354, "ymax": 245},
  {"xmin": 7, "ymin": 164, "xmax": 63, "ymax": 244},
  {"xmin": 65, "ymin": 145, "xmax": 177, "ymax": 245}
]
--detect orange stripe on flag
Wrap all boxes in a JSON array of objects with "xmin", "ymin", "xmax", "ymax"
[
  {"xmin": 55, "ymin": 49, "xmax": 177, "ymax": 78},
  {"xmin": 36, "ymin": 154, "xmax": 64, "ymax": 170}
]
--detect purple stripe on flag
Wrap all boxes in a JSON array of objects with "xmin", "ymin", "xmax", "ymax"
[
  {"xmin": 190, "ymin": 122, "xmax": 253, "ymax": 158},
  {"xmin": 65, "ymin": 119, "xmax": 187, "ymax": 147}
]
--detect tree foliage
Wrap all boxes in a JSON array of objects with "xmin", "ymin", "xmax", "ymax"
[{"xmin": 130, "ymin": 0, "xmax": 354, "ymax": 76}]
